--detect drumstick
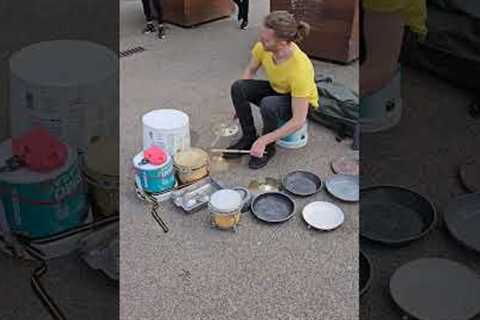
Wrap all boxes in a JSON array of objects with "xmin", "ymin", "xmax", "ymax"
[
  {"xmin": 210, "ymin": 149, "xmax": 250, "ymax": 154},
  {"xmin": 210, "ymin": 149, "xmax": 265, "ymax": 155}
]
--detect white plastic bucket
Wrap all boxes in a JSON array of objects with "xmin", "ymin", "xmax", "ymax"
[
  {"xmin": 142, "ymin": 109, "xmax": 191, "ymax": 157},
  {"xmin": 9, "ymin": 40, "xmax": 118, "ymax": 152}
]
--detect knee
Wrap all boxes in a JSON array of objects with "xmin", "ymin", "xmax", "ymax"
[
  {"xmin": 259, "ymin": 96, "xmax": 278, "ymax": 115},
  {"xmin": 231, "ymin": 80, "xmax": 246, "ymax": 96}
]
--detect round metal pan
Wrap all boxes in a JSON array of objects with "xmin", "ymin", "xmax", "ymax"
[
  {"xmin": 325, "ymin": 175, "xmax": 359, "ymax": 202},
  {"xmin": 282, "ymin": 170, "xmax": 322, "ymax": 197},
  {"xmin": 360, "ymin": 251, "xmax": 372, "ymax": 297},
  {"xmin": 360, "ymin": 186, "xmax": 436, "ymax": 246},
  {"xmin": 390, "ymin": 258, "xmax": 480, "ymax": 320},
  {"xmin": 444, "ymin": 192, "xmax": 480, "ymax": 254},
  {"xmin": 251, "ymin": 192, "xmax": 296, "ymax": 223}
]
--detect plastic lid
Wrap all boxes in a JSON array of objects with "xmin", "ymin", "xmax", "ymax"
[
  {"xmin": 144, "ymin": 146, "xmax": 168, "ymax": 165},
  {"xmin": 11, "ymin": 127, "xmax": 67, "ymax": 172},
  {"xmin": 210, "ymin": 189, "xmax": 242, "ymax": 212}
]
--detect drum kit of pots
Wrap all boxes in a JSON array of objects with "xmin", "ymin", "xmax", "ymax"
[{"xmin": 133, "ymin": 115, "xmax": 360, "ymax": 233}]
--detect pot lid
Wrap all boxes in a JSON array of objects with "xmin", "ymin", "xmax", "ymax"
[{"xmin": 175, "ymin": 148, "xmax": 208, "ymax": 168}]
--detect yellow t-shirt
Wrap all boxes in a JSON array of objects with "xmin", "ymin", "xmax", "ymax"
[
  {"xmin": 252, "ymin": 42, "xmax": 319, "ymax": 108},
  {"xmin": 363, "ymin": 0, "xmax": 427, "ymax": 37}
]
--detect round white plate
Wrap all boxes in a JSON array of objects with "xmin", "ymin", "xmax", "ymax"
[{"xmin": 302, "ymin": 201, "xmax": 345, "ymax": 231}]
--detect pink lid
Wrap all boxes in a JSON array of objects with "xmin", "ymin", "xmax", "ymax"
[
  {"xmin": 143, "ymin": 146, "xmax": 168, "ymax": 165},
  {"xmin": 11, "ymin": 127, "xmax": 67, "ymax": 172}
]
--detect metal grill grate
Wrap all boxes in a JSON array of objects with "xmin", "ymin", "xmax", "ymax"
[{"xmin": 119, "ymin": 46, "xmax": 146, "ymax": 58}]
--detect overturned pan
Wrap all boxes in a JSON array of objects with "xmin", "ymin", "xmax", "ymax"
[{"xmin": 360, "ymin": 186, "xmax": 437, "ymax": 246}]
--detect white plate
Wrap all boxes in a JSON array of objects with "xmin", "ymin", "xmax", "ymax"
[{"xmin": 302, "ymin": 201, "xmax": 345, "ymax": 231}]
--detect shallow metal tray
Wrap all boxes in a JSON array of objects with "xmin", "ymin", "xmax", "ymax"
[{"xmin": 171, "ymin": 176, "xmax": 223, "ymax": 213}]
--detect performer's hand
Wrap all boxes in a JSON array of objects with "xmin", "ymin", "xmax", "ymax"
[{"xmin": 250, "ymin": 137, "xmax": 267, "ymax": 158}]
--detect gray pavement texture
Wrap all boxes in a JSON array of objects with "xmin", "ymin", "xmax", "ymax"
[
  {"xmin": 361, "ymin": 67, "xmax": 480, "ymax": 319},
  {"xmin": 120, "ymin": 1, "xmax": 359, "ymax": 320}
]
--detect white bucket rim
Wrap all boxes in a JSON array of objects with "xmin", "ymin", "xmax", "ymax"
[{"xmin": 142, "ymin": 109, "xmax": 189, "ymax": 131}]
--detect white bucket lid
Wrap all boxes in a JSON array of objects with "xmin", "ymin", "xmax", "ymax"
[
  {"xmin": 209, "ymin": 189, "xmax": 242, "ymax": 212},
  {"xmin": 9, "ymin": 40, "xmax": 116, "ymax": 87},
  {"xmin": 132, "ymin": 151, "xmax": 170, "ymax": 171},
  {"xmin": 142, "ymin": 109, "xmax": 189, "ymax": 131},
  {"xmin": 0, "ymin": 139, "xmax": 75, "ymax": 184}
]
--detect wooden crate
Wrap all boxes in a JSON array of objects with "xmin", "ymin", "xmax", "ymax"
[
  {"xmin": 271, "ymin": 0, "xmax": 359, "ymax": 63},
  {"xmin": 162, "ymin": 0, "xmax": 234, "ymax": 27}
]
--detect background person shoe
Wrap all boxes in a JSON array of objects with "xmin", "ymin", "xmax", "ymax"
[
  {"xmin": 225, "ymin": 11, "xmax": 319, "ymax": 169},
  {"xmin": 143, "ymin": 21, "xmax": 156, "ymax": 34}
]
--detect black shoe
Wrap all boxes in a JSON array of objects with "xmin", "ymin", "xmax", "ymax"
[
  {"xmin": 240, "ymin": 20, "xmax": 248, "ymax": 30},
  {"xmin": 223, "ymin": 135, "xmax": 257, "ymax": 160},
  {"xmin": 158, "ymin": 25, "xmax": 166, "ymax": 39},
  {"xmin": 143, "ymin": 23, "xmax": 155, "ymax": 34},
  {"xmin": 248, "ymin": 145, "xmax": 276, "ymax": 169}
]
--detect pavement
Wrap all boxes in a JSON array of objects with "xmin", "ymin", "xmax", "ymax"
[{"xmin": 119, "ymin": 0, "xmax": 359, "ymax": 319}]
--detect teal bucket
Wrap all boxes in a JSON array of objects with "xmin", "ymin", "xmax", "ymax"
[
  {"xmin": 133, "ymin": 151, "xmax": 175, "ymax": 193},
  {"xmin": 0, "ymin": 141, "xmax": 88, "ymax": 239},
  {"xmin": 276, "ymin": 122, "xmax": 308, "ymax": 149}
]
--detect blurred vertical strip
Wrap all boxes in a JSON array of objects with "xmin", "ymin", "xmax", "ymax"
[{"xmin": 0, "ymin": 0, "xmax": 119, "ymax": 319}]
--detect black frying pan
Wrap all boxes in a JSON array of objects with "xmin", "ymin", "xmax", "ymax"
[
  {"xmin": 282, "ymin": 170, "xmax": 322, "ymax": 197},
  {"xmin": 251, "ymin": 192, "xmax": 296, "ymax": 223},
  {"xmin": 360, "ymin": 186, "xmax": 437, "ymax": 246}
]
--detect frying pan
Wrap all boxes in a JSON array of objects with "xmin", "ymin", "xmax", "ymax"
[
  {"xmin": 360, "ymin": 186, "xmax": 437, "ymax": 245},
  {"xmin": 282, "ymin": 170, "xmax": 322, "ymax": 197},
  {"xmin": 251, "ymin": 192, "xmax": 296, "ymax": 223}
]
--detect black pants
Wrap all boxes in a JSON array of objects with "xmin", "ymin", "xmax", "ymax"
[
  {"xmin": 142, "ymin": 0, "xmax": 163, "ymax": 24},
  {"xmin": 232, "ymin": 0, "xmax": 249, "ymax": 21},
  {"xmin": 231, "ymin": 80, "xmax": 293, "ymax": 139}
]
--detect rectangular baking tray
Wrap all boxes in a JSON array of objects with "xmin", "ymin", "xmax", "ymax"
[{"xmin": 171, "ymin": 176, "xmax": 224, "ymax": 213}]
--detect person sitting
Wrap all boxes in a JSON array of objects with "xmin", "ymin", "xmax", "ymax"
[{"xmin": 225, "ymin": 11, "xmax": 319, "ymax": 169}]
